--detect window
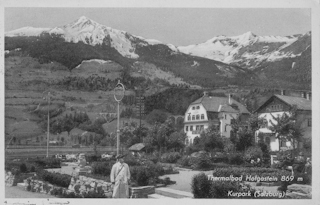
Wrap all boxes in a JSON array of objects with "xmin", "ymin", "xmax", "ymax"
[
  {"xmin": 201, "ymin": 114, "xmax": 204, "ymax": 119},
  {"xmin": 188, "ymin": 115, "xmax": 191, "ymax": 121},
  {"xmin": 192, "ymin": 115, "xmax": 195, "ymax": 120},
  {"xmin": 196, "ymin": 115, "xmax": 200, "ymax": 120},
  {"xmin": 225, "ymin": 125, "xmax": 227, "ymax": 132},
  {"xmin": 269, "ymin": 104, "xmax": 283, "ymax": 112},
  {"xmin": 192, "ymin": 107, "xmax": 195, "ymax": 110},
  {"xmin": 190, "ymin": 126, "xmax": 193, "ymax": 131},
  {"xmin": 186, "ymin": 126, "xmax": 189, "ymax": 131},
  {"xmin": 308, "ymin": 118, "xmax": 312, "ymax": 127},
  {"xmin": 225, "ymin": 115, "xmax": 227, "ymax": 120},
  {"xmin": 196, "ymin": 125, "xmax": 199, "ymax": 130},
  {"xmin": 261, "ymin": 119, "xmax": 268, "ymax": 128},
  {"xmin": 196, "ymin": 106, "xmax": 200, "ymax": 109},
  {"xmin": 231, "ymin": 119, "xmax": 235, "ymax": 125}
]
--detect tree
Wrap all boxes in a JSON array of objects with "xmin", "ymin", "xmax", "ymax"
[
  {"xmin": 269, "ymin": 106, "xmax": 302, "ymax": 152},
  {"xmin": 199, "ymin": 125, "xmax": 224, "ymax": 152},
  {"xmin": 247, "ymin": 113, "xmax": 265, "ymax": 134},
  {"xmin": 145, "ymin": 109, "xmax": 168, "ymax": 125},
  {"xmin": 167, "ymin": 131, "xmax": 186, "ymax": 152},
  {"xmin": 229, "ymin": 114, "xmax": 257, "ymax": 152}
]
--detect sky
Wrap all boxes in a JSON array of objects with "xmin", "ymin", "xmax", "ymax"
[{"xmin": 5, "ymin": 8, "xmax": 311, "ymax": 46}]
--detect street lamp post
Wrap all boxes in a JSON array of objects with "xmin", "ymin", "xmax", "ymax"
[{"xmin": 113, "ymin": 80, "xmax": 125, "ymax": 155}]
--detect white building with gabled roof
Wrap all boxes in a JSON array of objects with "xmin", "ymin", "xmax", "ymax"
[
  {"xmin": 184, "ymin": 92, "xmax": 250, "ymax": 145},
  {"xmin": 255, "ymin": 93, "xmax": 311, "ymax": 152}
]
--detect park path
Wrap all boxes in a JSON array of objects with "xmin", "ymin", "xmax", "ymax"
[{"xmin": 5, "ymin": 186, "xmax": 57, "ymax": 198}]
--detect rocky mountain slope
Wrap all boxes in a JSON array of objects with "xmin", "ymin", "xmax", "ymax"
[{"xmin": 6, "ymin": 16, "xmax": 256, "ymax": 88}]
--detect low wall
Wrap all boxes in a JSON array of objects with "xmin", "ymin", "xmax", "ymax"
[
  {"xmin": 7, "ymin": 171, "xmax": 155, "ymax": 198},
  {"xmin": 68, "ymin": 175, "xmax": 113, "ymax": 196}
]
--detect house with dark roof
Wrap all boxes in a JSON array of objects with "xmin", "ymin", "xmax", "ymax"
[
  {"xmin": 255, "ymin": 92, "xmax": 311, "ymax": 152},
  {"xmin": 184, "ymin": 92, "xmax": 250, "ymax": 145}
]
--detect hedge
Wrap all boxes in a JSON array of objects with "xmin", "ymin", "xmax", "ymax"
[
  {"xmin": 212, "ymin": 167, "xmax": 292, "ymax": 181},
  {"xmin": 36, "ymin": 170, "xmax": 71, "ymax": 188},
  {"xmin": 160, "ymin": 152, "xmax": 182, "ymax": 163},
  {"xmin": 191, "ymin": 173, "xmax": 254, "ymax": 198},
  {"xmin": 130, "ymin": 162, "xmax": 165, "ymax": 186},
  {"xmin": 5, "ymin": 158, "xmax": 60, "ymax": 174}
]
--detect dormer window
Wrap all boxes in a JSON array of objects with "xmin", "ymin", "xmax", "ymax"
[
  {"xmin": 192, "ymin": 115, "xmax": 195, "ymax": 120},
  {"xmin": 196, "ymin": 115, "xmax": 200, "ymax": 120},
  {"xmin": 201, "ymin": 114, "xmax": 204, "ymax": 119},
  {"xmin": 188, "ymin": 114, "xmax": 191, "ymax": 121}
]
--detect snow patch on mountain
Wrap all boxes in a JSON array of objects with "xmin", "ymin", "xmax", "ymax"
[
  {"xmin": 75, "ymin": 59, "xmax": 112, "ymax": 68},
  {"xmin": 5, "ymin": 27, "xmax": 51, "ymax": 37}
]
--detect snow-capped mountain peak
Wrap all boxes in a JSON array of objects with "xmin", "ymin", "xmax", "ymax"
[{"xmin": 178, "ymin": 31, "xmax": 310, "ymax": 70}]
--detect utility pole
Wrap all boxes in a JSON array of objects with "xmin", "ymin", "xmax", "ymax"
[{"xmin": 46, "ymin": 92, "xmax": 50, "ymax": 158}]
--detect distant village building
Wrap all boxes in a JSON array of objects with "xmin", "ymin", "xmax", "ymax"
[
  {"xmin": 129, "ymin": 143, "xmax": 145, "ymax": 156},
  {"xmin": 69, "ymin": 128, "xmax": 86, "ymax": 145},
  {"xmin": 255, "ymin": 92, "xmax": 311, "ymax": 152},
  {"xmin": 183, "ymin": 92, "xmax": 250, "ymax": 145}
]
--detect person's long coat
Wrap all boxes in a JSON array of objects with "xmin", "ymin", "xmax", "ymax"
[{"xmin": 110, "ymin": 162, "xmax": 131, "ymax": 198}]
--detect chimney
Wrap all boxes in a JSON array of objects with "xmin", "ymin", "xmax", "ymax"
[
  {"xmin": 281, "ymin": 90, "xmax": 286, "ymax": 95},
  {"xmin": 229, "ymin": 94, "xmax": 233, "ymax": 105},
  {"xmin": 203, "ymin": 91, "xmax": 208, "ymax": 97},
  {"xmin": 307, "ymin": 93, "xmax": 311, "ymax": 100}
]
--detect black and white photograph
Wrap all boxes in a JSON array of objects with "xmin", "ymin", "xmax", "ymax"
[{"xmin": 2, "ymin": 0, "xmax": 319, "ymax": 204}]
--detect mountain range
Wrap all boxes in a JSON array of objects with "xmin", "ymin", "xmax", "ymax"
[{"xmin": 5, "ymin": 16, "xmax": 311, "ymax": 90}]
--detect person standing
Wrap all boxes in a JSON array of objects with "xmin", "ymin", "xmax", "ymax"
[{"xmin": 110, "ymin": 154, "xmax": 131, "ymax": 198}]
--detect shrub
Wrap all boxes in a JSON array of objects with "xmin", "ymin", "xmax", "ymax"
[
  {"xmin": 212, "ymin": 167, "xmax": 292, "ymax": 181},
  {"xmin": 160, "ymin": 152, "xmax": 182, "ymax": 163},
  {"xmin": 228, "ymin": 153, "xmax": 244, "ymax": 165},
  {"xmin": 185, "ymin": 146, "xmax": 201, "ymax": 155},
  {"xmin": 36, "ymin": 170, "xmax": 71, "ymax": 188},
  {"xmin": 244, "ymin": 146, "xmax": 263, "ymax": 162},
  {"xmin": 131, "ymin": 166, "xmax": 150, "ymax": 186},
  {"xmin": 31, "ymin": 158, "xmax": 61, "ymax": 169},
  {"xmin": 292, "ymin": 172, "xmax": 311, "ymax": 185},
  {"xmin": 91, "ymin": 161, "xmax": 115, "ymax": 176},
  {"xmin": 19, "ymin": 163, "xmax": 28, "ymax": 173},
  {"xmin": 177, "ymin": 156, "xmax": 191, "ymax": 167},
  {"xmin": 86, "ymin": 155, "xmax": 101, "ymax": 163},
  {"xmin": 192, "ymin": 173, "xmax": 212, "ymax": 198},
  {"xmin": 191, "ymin": 173, "xmax": 245, "ymax": 198},
  {"xmin": 190, "ymin": 154, "xmax": 212, "ymax": 170},
  {"xmin": 211, "ymin": 152, "xmax": 229, "ymax": 163},
  {"xmin": 130, "ymin": 161, "xmax": 165, "ymax": 186},
  {"xmin": 210, "ymin": 181, "xmax": 241, "ymax": 198},
  {"xmin": 124, "ymin": 154, "xmax": 141, "ymax": 166},
  {"xmin": 145, "ymin": 155, "xmax": 159, "ymax": 164}
]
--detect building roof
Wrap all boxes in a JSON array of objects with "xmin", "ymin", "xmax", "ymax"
[
  {"xmin": 191, "ymin": 96, "xmax": 250, "ymax": 114},
  {"xmin": 128, "ymin": 143, "xmax": 145, "ymax": 151},
  {"xmin": 255, "ymin": 94, "xmax": 311, "ymax": 113},
  {"xmin": 69, "ymin": 128, "xmax": 85, "ymax": 135},
  {"xmin": 274, "ymin": 94, "xmax": 311, "ymax": 110}
]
